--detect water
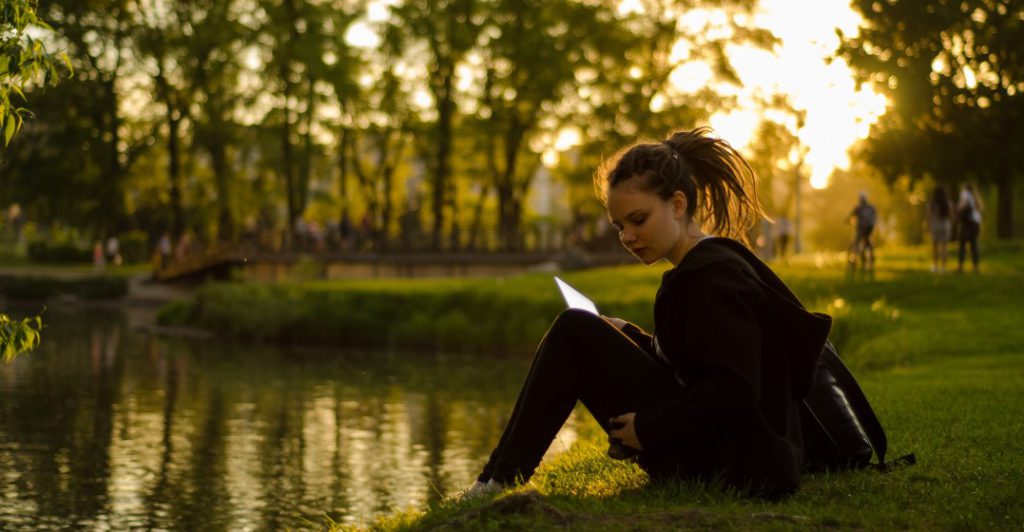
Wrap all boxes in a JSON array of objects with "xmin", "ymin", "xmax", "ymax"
[{"xmin": 0, "ymin": 306, "xmax": 581, "ymax": 530}]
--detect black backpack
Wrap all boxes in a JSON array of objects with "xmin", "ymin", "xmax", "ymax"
[{"xmin": 800, "ymin": 340, "xmax": 916, "ymax": 473}]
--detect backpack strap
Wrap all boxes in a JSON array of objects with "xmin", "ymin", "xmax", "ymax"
[{"xmin": 820, "ymin": 341, "xmax": 916, "ymax": 471}]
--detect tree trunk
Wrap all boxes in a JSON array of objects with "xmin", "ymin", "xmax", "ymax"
[
  {"xmin": 467, "ymin": 184, "xmax": 490, "ymax": 250},
  {"xmin": 381, "ymin": 166, "xmax": 394, "ymax": 251},
  {"xmin": 338, "ymin": 127, "xmax": 350, "ymax": 222},
  {"xmin": 431, "ymin": 73, "xmax": 453, "ymax": 251},
  {"xmin": 496, "ymin": 183, "xmax": 514, "ymax": 251},
  {"xmin": 98, "ymin": 77, "xmax": 125, "ymax": 237},
  {"xmin": 208, "ymin": 137, "xmax": 233, "ymax": 243},
  {"xmin": 281, "ymin": 84, "xmax": 296, "ymax": 250},
  {"xmin": 298, "ymin": 76, "xmax": 315, "ymax": 219},
  {"xmin": 167, "ymin": 111, "xmax": 184, "ymax": 240}
]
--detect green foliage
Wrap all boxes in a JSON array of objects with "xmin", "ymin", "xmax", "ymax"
[
  {"xmin": 155, "ymin": 298, "xmax": 193, "ymax": 325},
  {"xmin": 3, "ymin": 0, "xmax": 787, "ymax": 251},
  {"xmin": 0, "ymin": 275, "xmax": 128, "ymax": 300},
  {"xmin": 118, "ymin": 230, "xmax": 150, "ymax": 264},
  {"xmin": 0, "ymin": 312, "xmax": 41, "ymax": 362},
  {"xmin": 26, "ymin": 239, "xmax": 91, "ymax": 263},
  {"xmin": 0, "ymin": 0, "xmax": 70, "ymax": 146},
  {"xmin": 837, "ymin": 0, "xmax": 1024, "ymax": 238}
]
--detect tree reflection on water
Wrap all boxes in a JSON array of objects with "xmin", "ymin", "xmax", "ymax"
[{"xmin": 0, "ymin": 307, "xmax": 581, "ymax": 529}]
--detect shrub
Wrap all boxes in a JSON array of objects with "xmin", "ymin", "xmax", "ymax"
[
  {"xmin": 118, "ymin": 230, "xmax": 151, "ymax": 264},
  {"xmin": 0, "ymin": 277, "xmax": 63, "ymax": 300},
  {"xmin": 0, "ymin": 276, "xmax": 128, "ymax": 301},
  {"xmin": 26, "ymin": 240, "xmax": 91, "ymax": 264},
  {"xmin": 157, "ymin": 299, "xmax": 194, "ymax": 325}
]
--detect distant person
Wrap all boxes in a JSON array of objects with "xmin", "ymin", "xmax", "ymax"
[
  {"xmin": 105, "ymin": 236, "xmax": 122, "ymax": 266},
  {"xmin": 927, "ymin": 186, "xmax": 954, "ymax": 273},
  {"xmin": 359, "ymin": 212, "xmax": 374, "ymax": 251},
  {"xmin": 157, "ymin": 232, "xmax": 172, "ymax": 269},
  {"xmin": 174, "ymin": 231, "xmax": 192, "ymax": 262},
  {"xmin": 339, "ymin": 213, "xmax": 354, "ymax": 251},
  {"xmin": 774, "ymin": 215, "xmax": 792, "ymax": 259},
  {"xmin": 956, "ymin": 184, "xmax": 982, "ymax": 273},
  {"xmin": 93, "ymin": 240, "xmax": 105, "ymax": 270},
  {"xmin": 7, "ymin": 204, "xmax": 24, "ymax": 243},
  {"xmin": 848, "ymin": 192, "xmax": 877, "ymax": 268},
  {"xmin": 460, "ymin": 127, "xmax": 831, "ymax": 501}
]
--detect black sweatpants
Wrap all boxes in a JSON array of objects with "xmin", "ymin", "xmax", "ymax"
[
  {"xmin": 478, "ymin": 309, "xmax": 685, "ymax": 485},
  {"xmin": 958, "ymin": 220, "xmax": 980, "ymax": 271}
]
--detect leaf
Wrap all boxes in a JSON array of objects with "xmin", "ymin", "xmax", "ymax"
[{"xmin": 3, "ymin": 116, "xmax": 14, "ymax": 145}]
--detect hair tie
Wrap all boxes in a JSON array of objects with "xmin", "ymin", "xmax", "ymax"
[{"xmin": 662, "ymin": 141, "xmax": 680, "ymax": 159}]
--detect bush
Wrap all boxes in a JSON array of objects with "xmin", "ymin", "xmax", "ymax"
[
  {"xmin": 0, "ymin": 277, "xmax": 63, "ymax": 300},
  {"xmin": 0, "ymin": 276, "xmax": 128, "ymax": 301},
  {"xmin": 26, "ymin": 240, "xmax": 91, "ymax": 264},
  {"xmin": 157, "ymin": 299, "xmax": 195, "ymax": 325},
  {"xmin": 118, "ymin": 230, "xmax": 151, "ymax": 264}
]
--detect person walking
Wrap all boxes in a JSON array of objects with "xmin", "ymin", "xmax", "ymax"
[
  {"xmin": 848, "ymin": 192, "xmax": 877, "ymax": 270},
  {"xmin": 927, "ymin": 186, "xmax": 954, "ymax": 273},
  {"xmin": 461, "ymin": 127, "xmax": 831, "ymax": 501},
  {"xmin": 956, "ymin": 184, "xmax": 983, "ymax": 273}
]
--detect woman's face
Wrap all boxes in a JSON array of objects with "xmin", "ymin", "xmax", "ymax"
[{"xmin": 606, "ymin": 179, "xmax": 688, "ymax": 265}]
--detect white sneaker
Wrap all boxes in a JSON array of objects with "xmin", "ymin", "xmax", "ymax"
[{"xmin": 453, "ymin": 479, "xmax": 507, "ymax": 502}]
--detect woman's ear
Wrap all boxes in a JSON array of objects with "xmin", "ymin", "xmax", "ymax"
[{"xmin": 671, "ymin": 191, "xmax": 688, "ymax": 219}]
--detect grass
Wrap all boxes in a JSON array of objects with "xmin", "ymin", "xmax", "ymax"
[{"xmin": 315, "ymin": 241, "xmax": 1024, "ymax": 531}]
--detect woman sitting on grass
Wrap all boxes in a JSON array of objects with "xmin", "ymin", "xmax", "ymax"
[{"xmin": 464, "ymin": 127, "xmax": 832, "ymax": 500}]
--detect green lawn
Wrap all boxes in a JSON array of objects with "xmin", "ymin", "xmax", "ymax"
[{"xmin": 330, "ymin": 242, "xmax": 1024, "ymax": 530}]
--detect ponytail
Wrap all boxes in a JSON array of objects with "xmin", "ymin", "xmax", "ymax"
[{"xmin": 595, "ymin": 126, "xmax": 764, "ymax": 244}]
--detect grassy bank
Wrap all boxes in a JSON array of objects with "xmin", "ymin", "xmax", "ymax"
[
  {"xmin": 157, "ymin": 263, "xmax": 667, "ymax": 353},
  {"xmin": 0, "ymin": 273, "xmax": 131, "ymax": 301},
  {"xmin": 302, "ymin": 242, "xmax": 1022, "ymax": 530}
]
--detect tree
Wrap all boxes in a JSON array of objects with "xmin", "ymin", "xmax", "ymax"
[
  {"xmin": 132, "ymin": 0, "xmax": 193, "ymax": 240},
  {"xmin": 554, "ymin": 0, "xmax": 774, "ymax": 237},
  {"xmin": 389, "ymin": 0, "xmax": 482, "ymax": 250},
  {"xmin": 838, "ymin": 0, "xmax": 1024, "ymax": 238},
  {"xmin": 35, "ymin": 0, "xmax": 153, "ymax": 236},
  {"xmin": 473, "ymin": 0, "xmax": 629, "ymax": 250},
  {"xmin": 186, "ymin": 1, "xmax": 250, "ymax": 243},
  {"xmin": 0, "ymin": 0, "xmax": 63, "ymax": 361},
  {"xmin": 1, "ymin": 0, "xmax": 68, "ymax": 146},
  {"xmin": 257, "ymin": 0, "xmax": 346, "ymax": 248}
]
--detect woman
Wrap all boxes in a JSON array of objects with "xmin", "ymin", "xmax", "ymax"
[
  {"xmin": 927, "ymin": 186, "xmax": 953, "ymax": 273},
  {"xmin": 956, "ymin": 184, "xmax": 982, "ymax": 273},
  {"xmin": 465, "ymin": 127, "xmax": 831, "ymax": 500}
]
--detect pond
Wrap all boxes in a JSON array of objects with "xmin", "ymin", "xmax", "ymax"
[{"xmin": 0, "ymin": 306, "xmax": 582, "ymax": 530}]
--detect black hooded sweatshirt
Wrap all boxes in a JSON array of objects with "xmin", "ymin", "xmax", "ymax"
[{"xmin": 626, "ymin": 237, "xmax": 831, "ymax": 495}]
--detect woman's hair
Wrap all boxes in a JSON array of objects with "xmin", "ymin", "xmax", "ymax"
[
  {"xmin": 594, "ymin": 126, "xmax": 764, "ymax": 243},
  {"xmin": 931, "ymin": 186, "xmax": 950, "ymax": 218}
]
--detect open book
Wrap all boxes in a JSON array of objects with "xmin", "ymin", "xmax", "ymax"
[{"xmin": 554, "ymin": 276, "xmax": 599, "ymax": 315}]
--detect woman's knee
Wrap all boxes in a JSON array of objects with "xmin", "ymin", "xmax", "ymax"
[
  {"xmin": 544, "ymin": 309, "xmax": 607, "ymax": 347},
  {"xmin": 551, "ymin": 308, "xmax": 603, "ymax": 334}
]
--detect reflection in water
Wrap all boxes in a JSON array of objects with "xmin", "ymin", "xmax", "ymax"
[{"xmin": 0, "ymin": 308, "xmax": 581, "ymax": 529}]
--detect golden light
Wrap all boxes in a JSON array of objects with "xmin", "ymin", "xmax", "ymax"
[
  {"xmin": 345, "ymin": 21, "xmax": 380, "ymax": 48},
  {"xmin": 543, "ymin": 128, "xmax": 583, "ymax": 168},
  {"xmin": 694, "ymin": 0, "xmax": 888, "ymax": 190}
]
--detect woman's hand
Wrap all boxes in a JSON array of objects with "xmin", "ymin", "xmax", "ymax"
[
  {"xmin": 609, "ymin": 412, "xmax": 643, "ymax": 450},
  {"xmin": 602, "ymin": 316, "xmax": 627, "ymax": 330}
]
